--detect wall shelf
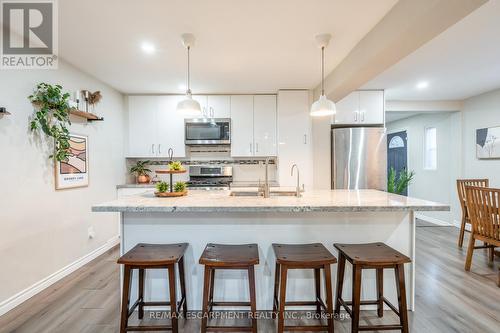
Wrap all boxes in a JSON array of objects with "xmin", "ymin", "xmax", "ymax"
[{"xmin": 69, "ymin": 109, "xmax": 104, "ymax": 122}]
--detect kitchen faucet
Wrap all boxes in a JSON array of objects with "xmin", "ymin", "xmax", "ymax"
[{"xmin": 291, "ymin": 164, "xmax": 302, "ymax": 197}]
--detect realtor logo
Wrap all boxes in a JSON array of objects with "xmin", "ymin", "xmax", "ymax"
[{"xmin": 1, "ymin": 0, "xmax": 58, "ymax": 69}]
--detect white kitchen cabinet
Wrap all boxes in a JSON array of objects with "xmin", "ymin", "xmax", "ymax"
[
  {"xmin": 157, "ymin": 96, "xmax": 186, "ymax": 157},
  {"xmin": 253, "ymin": 95, "xmax": 277, "ymax": 156},
  {"xmin": 230, "ymin": 95, "xmax": 254, "ymax": 157},
  {"xmin": 127, "ymin": 96, "xmax": 158, "ymax": 157},
  {"xmin": 277, "ymin": 90, "xmax": 313, "ymax": 188},
  {"xmin": 127, "ymin": 95, "xmax": 186, "ymax": 158},
  {"xmin": 333, "ymin": 90, "xmax": 384, "ymax": 125},
  {"xmin": 359, "ymin": 90, "xmax": 384, "ymax": 124},
  {"xmin": 207, "ymin": 95, "xmax": 231, "ymax": 118}
]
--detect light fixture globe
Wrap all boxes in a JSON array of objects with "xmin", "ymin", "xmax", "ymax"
[
  {"xmin": 310, "ymin": 33, "xmax": 336, "ymax": 117},
  {"xmin": 310, "ymin": 94, "xmax": 336, "ymax": 116},
  {"xmin": 177, "ymin": 92, "xmax": 201, "ymax": 116},
  {"xmin": 177, "ymin": 33, "xmax": 202, "ymax": 116}
]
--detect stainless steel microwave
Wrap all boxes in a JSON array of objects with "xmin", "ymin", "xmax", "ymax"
[{"xmin": 184, "ymin": 118, "xmax": 231, "ymax": 145}]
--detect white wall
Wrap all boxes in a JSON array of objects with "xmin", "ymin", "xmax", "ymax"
[
  {"xmin": 461, "ymin": 88, "xmax": 500, "ymax": 189},
  {"xmin": 387, "ymin": 112, "xmax": 462, "ymax": 223},
  {"xmin": 0, "ymin": 61, "xmax": 126, "ymax": 309}
]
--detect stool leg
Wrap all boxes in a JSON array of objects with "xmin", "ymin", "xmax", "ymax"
[
  {"xmin": 376, "ymin": 268, "xmax": 383, "ymax": 318},
  {"xmin": 395, "ymin": 264, "xmax": 409, "ymax": 333},
  {"xmin": 201, "ymin": 266, "xmax": 211, "ymax": 333},
  {"xmin": 168, "ymin": 264, "xmax": 178, "ymax": 333},
  {"xmin": 334, "ymin": 254, "xmax": 346, "ymax": 316},
  {"xmin": 178, "ymin": 258, "xmax": 188, "ymax": 318},
  {"xmin": 272, "ymin": 263, "xmax": 280, "ymax": 319},
  {"xmin": 138, "ymin": 268, "xmax": 145, "ymax": 320},
  {"xmin": 120, "ymin": 266, "xmax": 132, "ymax": 333},
  {"xmin": 323, "ymin": 264, "xmax": 334, "ymax": 333},
  {"xmin": 248, "ymin": 265, "xmax": 258, "ymax": 333},
  {"xmin": 278, "ymin": 265, "xmax": 288, "ymax": 333},
  {"xmin": 208, "ymin": 267, "xmax": 215, "ymax": 313},
  {"xmin": 458, "ymin": 216, "xmax": 467, "ymax": 247},
  {"xmin": 314, "ymin": 268, "xmax": 321, "ymax": 315},
  {"xmin": 351, "ymin": 265, "xmax": 362, "ymax": 333}
]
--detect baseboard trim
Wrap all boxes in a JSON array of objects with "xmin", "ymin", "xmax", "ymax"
[
  {"xmin": 0, "ymin": 235, "xmax": 120, "ymax": 317},
  {"xmin": 415, "ymin": 213, "xmax": 453, "ymax": 226}
]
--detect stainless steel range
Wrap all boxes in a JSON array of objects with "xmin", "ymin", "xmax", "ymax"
[{"xmin": 187, "ymin": 165, "xmax": 233, "ymax": 190}]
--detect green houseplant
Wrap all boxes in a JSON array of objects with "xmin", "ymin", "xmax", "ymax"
[
  {"xmin": 168, "ymin": 161, "xmax": 184, "ymax": 171},
  {"xmin": 130, "ymin": 160, "xmax": 152, "ymax": 184},
  {"xmin": 155, "ymin": 181, "xmax": 169, "ymax": 193},
  {"xmin": 174, "ymin": 181, "xmax": 187, "ymax": 193},
  {"xmin": 388, "ymin": 167, "xmax": 415, "ymax": 195},
  {"xmin": 29, "ymin": 83, "xmax": 72, "ymax": 162}
]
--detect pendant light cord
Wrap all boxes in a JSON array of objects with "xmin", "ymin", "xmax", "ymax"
[
  {"xmin": 321, "ymin": 46, "xmax": 325, "ymax": 96},
  {"xmin": 187, "ymin": 46, "xmax": 191, "ymax": 94}
]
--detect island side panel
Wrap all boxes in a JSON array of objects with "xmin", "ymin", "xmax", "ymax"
[{"xmin": 121, "ymin": 211, "xmax": 414, "ymax": 311}]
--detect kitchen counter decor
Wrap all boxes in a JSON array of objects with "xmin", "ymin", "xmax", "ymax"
[{"xmin": 154, "ymin": 148, "xmax": 187, "ymax": 196}]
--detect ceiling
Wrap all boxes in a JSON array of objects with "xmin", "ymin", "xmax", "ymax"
[
  {"xmin": 58, "ymin": 0, "xmax": 397, "ymax": 94},
  {"xmin": 362, "ymin": 0, "xmax": 500, "ymax": 101}
]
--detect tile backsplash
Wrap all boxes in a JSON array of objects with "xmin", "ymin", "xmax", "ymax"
[{"xmin": 125, "ymin": 158, "xmax": 277, "ymax": 185}]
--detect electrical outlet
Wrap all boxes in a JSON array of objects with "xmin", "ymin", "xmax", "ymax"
[{"xmin": 88, "ymin": 226, "xmax": 96, "ymax": 239}]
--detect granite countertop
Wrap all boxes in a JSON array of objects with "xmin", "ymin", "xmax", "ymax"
[
  {"xmin": 92, "ymin": 189, "xmax": 450, "ymax": 213},
  {"xmin": 116, "ymin": 181, "xmax": 281, "ymax": 189}
]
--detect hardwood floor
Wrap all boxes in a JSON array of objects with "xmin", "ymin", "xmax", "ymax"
[{"xmin": 1, "ymin": 223, "xmax": 499, "ymax": 332}]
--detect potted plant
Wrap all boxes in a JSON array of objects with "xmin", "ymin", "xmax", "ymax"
[
  {"xmin": 387, "ymin": 167, "xmax": 415, "ymax": 195},
  {"xmin": 29, "ymin": 83, "xmax": 72, "ymax": 162},
  {"xmin": 130, "ymin": 160, "xmax": 152, "ymax": 184},
  {"xmin": 174, "ymin": 181, "xmax": 187, "ymax": 193},
  {"xmin": 155, "ymin": 181, "xmax": 169, "ymax": 193},
  {"xmin": 168, "ymin": 161, "xmax": 184, "ymax": 171}
]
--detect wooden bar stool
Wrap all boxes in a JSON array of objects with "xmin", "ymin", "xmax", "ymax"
[
  {"xmin": 199, "ymin": 243, "xmax": 259, "ymax": 333},
  {"xmin": 117, "ymin": 243, "xmax": 188, "ymax": 333},
  {"xmin": 334, "ymin": 242, "xmax": 411, "ymax": 333},
  {"xmin": 272, "ymin": 243, "xmax": 337, "ymax": 333}
]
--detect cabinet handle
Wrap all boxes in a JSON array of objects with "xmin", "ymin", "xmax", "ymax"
[
  {"xmin": 304, "ymin": 134, "xmax": 307, "ymax": 144},
  {"xmin": 158, "ymin": 144, "xmax": 161, "ymax": 154},
  {"xmin": 361, "ymin": 111, "xmax": 365, "ymax": 122},
  {"xmin": 250, "ymin": 143, "xmax": 253, "ymax": 154},
  {"xmin": 256, "ymin": 143, "xmax": 259, "ymax": 153},
  {"xmin": 151, "ymin": 144, "xmax": 155, "ymax": 154},
  {"xmin": 354, "ymin": 111, "xmax": 358, "ymax": 122},
  {"xmin": 210, "ymin": 107, "xmax": 214, "ymax": 118}
]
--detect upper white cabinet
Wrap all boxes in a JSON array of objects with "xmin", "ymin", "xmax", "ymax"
[
  {"xmin": 277, "ymin": 90, "xmax": 313, "ymax": 189},
  {"xmin": 127, "ymin": 96, "xmax": 186, "ymax": 158},
  {"xmin": 208, "ymin": 95, "xmax": 231, "ymax": 118},
  {"xmin": 253, "ymin": 95, "xmax": 277, "ymax": 156},
  {"xmin": 193, "ymin": 95, "xmax": 231, "ymax": 118},
  {"xmin": 230, "ymin": 95, "xmax": 277, "ymax": 157},
  {"xmin": 334, "ymin": 90, "xmax": 384, "ymax": 125},
  {"xmin": 230, "ymin": 95, "xmax": 254, "ymax": 157}
]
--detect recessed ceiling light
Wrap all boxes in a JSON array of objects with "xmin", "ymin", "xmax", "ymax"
[
  {"xmin": 141, "ymin": 42, "xmax": 156, "ymax": 54},
  {"xmin": 416, "ymin": 81, "xmax": 429, "ymax": 89}
]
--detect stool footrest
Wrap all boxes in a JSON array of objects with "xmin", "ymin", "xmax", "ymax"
[
  {"xmin": 206, "ymin": 326, "xmax": 253, "ymax": 331},
  {"xmin": 358, "ymin": 324, "xmax": 403, "ymax": 331},
  {"xmin": 210, "ymin": 301, "xmax": 251, "ymax": 307},
  {"xmin": 285, "ymin": 325, "xmax": 331, "ymax": 331},
  {"xmin": 142, "ymin": 301, "xmax": 171, "ymax": 307},
  {"xmin": 339, "ymin": 297, "xmax": 400, "ymax": 316},
  {"xmin": 125, "ymin": 325, "xmax": 172, "ymax": 331}
]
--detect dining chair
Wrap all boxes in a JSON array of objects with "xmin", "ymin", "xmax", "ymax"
[
  {"xmin": 464, "ymin": 185, "xmax": 500, "ymax": 287},
  {"xmin": 457, "ymin": 179, "xmax": 489, "ymax": 247}
]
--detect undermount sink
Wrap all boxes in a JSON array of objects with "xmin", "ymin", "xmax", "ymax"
[{"xmin": 230, "ymin": 191, "xmax": 298, "ymax": 197}]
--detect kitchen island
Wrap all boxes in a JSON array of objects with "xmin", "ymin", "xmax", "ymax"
[{"xmin": 92, "ymin": 189, "xmax": 449, "ymax": 311}]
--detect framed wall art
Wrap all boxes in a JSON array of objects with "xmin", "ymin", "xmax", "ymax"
[{"xmin": 55, "ymin": 134, "xmax": 89, "ymax": 189}]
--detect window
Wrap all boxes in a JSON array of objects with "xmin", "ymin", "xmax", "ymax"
[{"xmin": 424, "ymin": 127, "xmax": 437, "ymax": 170}]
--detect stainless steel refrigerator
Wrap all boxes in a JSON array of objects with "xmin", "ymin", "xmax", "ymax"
[{"xmin": 331, "ymin": 127, "xmax": 387, "ymax": 190}]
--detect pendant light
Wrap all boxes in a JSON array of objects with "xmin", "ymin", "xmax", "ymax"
[
  {"xmin": 310, "ymin": 34, "xmax": 336, "ymax": 117},
  {"xmin": 177, "ymin": 33, "xmax": 202, "ymax": 116}
]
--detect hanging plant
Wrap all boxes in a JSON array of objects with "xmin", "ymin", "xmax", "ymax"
[{"xmin": 28, "ymin": 83, "xmax": 72, "ymax": 162}]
